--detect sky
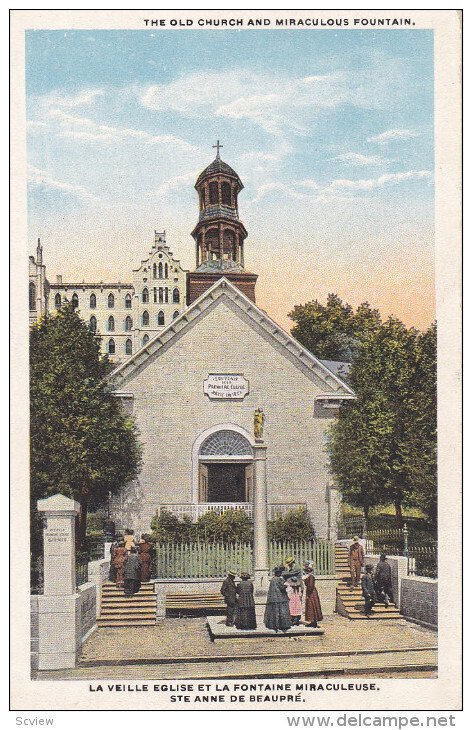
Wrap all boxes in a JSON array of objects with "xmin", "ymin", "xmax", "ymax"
[{"xmin": 26, "ymin": 28, "xmax": 435, "ymax": 331}]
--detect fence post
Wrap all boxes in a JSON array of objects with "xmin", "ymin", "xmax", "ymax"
[{"xmin": 403, "ymin": 523, "xmax": 409, "ymax": 558}]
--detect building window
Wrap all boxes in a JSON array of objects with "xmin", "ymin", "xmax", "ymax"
[
  {"xmin": 108, "ymin": 339, "xmax": 115, "ymax": 355},
  {"xmin": 222, "ymin": 182, "xmax": 232, "ymax": 206},
  {"xmin": 159, "ymin": 287, "xmax": 163, "ymax": 303},
  {"xmin": 165, "ymin": 263, "xmax": 168, "ymax": 278},
  {"xmin": 125, "ymin": 293, "xmax": 132, "ymax": 309},
  {"xmin": 172, "ymin": 288, "xmax": 180, "ymax": 304},
  {"xmin": 158, "ymin": 262, "xmax": 163, "ymax": 278},
  {"xmin": 29, "ymin": 282, "xmax": 36, "ymax": 311},
  {"xmin": 71, "ymin": 293, "xmax": 79, "ymax": 310},
  {"xmin": 125, "ymin": 338, "xmax": 132, "ymax": 355},
  {"xmin": 165, "ymin": 287, "xmax": 169, "ymax": 303},
  {"xmin": 142, "ymin": 334, "xmax": 149, "ymax": 346},
  {"xmin": 107, "ymin": 315, "xmax": 115, "ymax": 332},
  {"xmin": 90, "ymin": 293, "xmax": 96, "ymax": 308},
  {"xmin": 108, "ymin": 293, "xmax": 115, "ymax": 308},
  {"xmin": 153, "ymin": 263, "xmax": 157, "ymax": 279},
  {"xmin": 89, "ymin": 316, "xmax": 97, "ymax": 333},
  {"xmin": 125, "ymin": 316, "xmax": 133, "ymax": 331},
  {"xmin": 158, "ymin": 310, "xmax": 165, "ymax": 326},
  {"xmin": 142, "ymin": 310, "xmax": 149, "ymax": 326},
  {"xmin": 54, "ymin": 293, "xmax": 61, "ymax": 309},
  {"xmin": 153, "ymin": 287, "xmax": 157, "ymax": 303},
  {"xmin": 173, "ymin": 310, "xmax": 179, "ymax": 320},
  {"xmin": 142, "ymin": 287, "xmax": 149, "ymax": 303},
  {"xmin": 209, "ymin": 181, "xmax": 218, "ymax": 204}
]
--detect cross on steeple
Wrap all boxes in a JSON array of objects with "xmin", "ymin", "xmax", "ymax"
[{"xmin": 212, "ymin": 140, "xmax": 223, "ymax": 159}]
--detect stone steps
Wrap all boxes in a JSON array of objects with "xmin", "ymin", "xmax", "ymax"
[{"xmin": 98, "ymin": 582, "xmax": 157, "ymax": 627}]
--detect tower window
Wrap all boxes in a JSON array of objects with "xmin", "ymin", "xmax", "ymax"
[
  {"xmin": 158, "ymin": 262, "xmax": 163, "ymax": 278},
  {"xmin": 29, "ymin": 282, "xmax": 36, "ymax": 311},
  {"xmin": 158, "ymin": 311, "xmax": 165, "ymax": 326},
  {"xmin": 142, "ymin": 310, "xmax": 149, "ymax": 326},
  {"xmin": 125, "ymin": 293, "xmax": 132, "ymax": 309},
  {"xmin": 125, "ymin": 338, "xmax": 133, "ymax": 355},
  {"xmin": 172, "ymin": 288, "xmax": 180, "ymax": 304},
  {"xmin": 142, "ymin": 287, "xmax": 149, "ymax": 303},
  {"xmin": 90, "ymin": 293, "xmax": 96, "ymax": 309},
  {"xmin": 153, "ymin": 287, "xmax": 157, "ymax": 303},
  {"xmin": 108, "ymin": 339, "xmax": 115, "ymax": 355},
  {"xmin": 159, "ymin": 287, "xmax": 163, "ymax": 303},
  {"xmin": 165, "ymin": 263, "xmax": 168, "ymax": 278},
  {"xmin": 108, "ymin": 293, "xmax": 115, "ymax": 308},
  {"xmin": 71, "ymin": 293, "xmax": 79, "ymax": 310},
  {"xmin": 89, "ymin": 316, "xmax": 97, "ymax": 333},
  {"xmin": 173, "ymin": 310, "xmax": 179, "ymax": 320},
  {"xmin": 153, "ymin": 263, "xmax": 157, "ymax": 279},
  {"xmin": 107, "ymin": 316, "xmax": 115, "ymax": 332},
  {"xmin": 54, "ymin": 293, "xmax": 61, "ymax": 309},
  {"xmin": 142, "ymin": 334, "xmax": 149, "ymax": 346},
  {"xmin": 125, "ymin": 316, "xmax": 133, "ymax": 331},
  {"xmin": 209, "ymin": 181, "xmax": 218, "ymax": 204},
  {"xmin": 221, "ymin": 182, "xmax": 232, "ymax": 206},
  {"xmin": 165, "ymin": 287, "xmax": 169, "ymax": 303}
]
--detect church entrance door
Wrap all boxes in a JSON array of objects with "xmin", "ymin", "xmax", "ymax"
[
  {"xmin": 207, "ymin": 463, "xmax": 246, "ymax": 502},
  {"xmin": 196, "ymin": 429, "xmax": 254, "ymax": 504}
]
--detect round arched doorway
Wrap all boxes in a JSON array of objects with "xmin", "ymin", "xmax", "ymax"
[{"xmin": 194, "ymin": 427, "xmax": 254, "ymax": 505}]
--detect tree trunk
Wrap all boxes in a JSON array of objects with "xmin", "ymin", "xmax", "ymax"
[
  {"xmin": 363, "ymin": 505, "xmax": 369, "ymax": 519},
  {"xmin": 394, "ymin": 500, "xmax": 403, "ymax": 527},
  {"xmin": 77, "ymin": 498, "xmax": 88, "ymax": 551}
]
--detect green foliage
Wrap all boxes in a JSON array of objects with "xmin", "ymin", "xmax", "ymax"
[
  {"xmin": 30, "ymin": 305, "xmax": 142, "ymax": 546},
  {"xmin": 150, "ymin": 509, "xmax": 197, "ymax": 543},
  {"xmin": 150, "ymin": 508, "xmax": 253, "ymax": 543},
  {"xmin": 268, "ymin": 507, "xmax": 315, "ymax": 541},
  {"xmin": 86, "ymin": 511, "xmax": 108, "ymax": 536},
  {"xmin": 288, "ymin": 294, "xmax": 382, "ymax": 362}
]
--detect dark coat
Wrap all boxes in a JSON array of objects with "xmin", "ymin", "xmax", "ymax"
[
  {"xmin": 374, "ymin": 561, "xmax": 392, "ymax": 586},
  {"xmin": 123, "ymin": 553, "xmax": 141, "ymax": 580},
  {"xmin": 303, "ymin": 573, "xmax": 323, "ymax": 623},
  {"xmin": 220, "ymin": 576, "xmax": 238, "ymax": 606},
  {"xmin": 235, "ymin": 579, "xmax": 257, "ymax": 629},
  {"xmin": 264, "ymin": 576, "xmax": 292, "ymax": 631},
  {"xmin": 138, "ymin": 541, "xmax": 155, "ymax": 582},
  {"xmin": 361, "ymin": 573, "xmax": 376, "ymax": 598}
]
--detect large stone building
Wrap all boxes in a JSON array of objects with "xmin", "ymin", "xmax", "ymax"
[{"xmin": 29, "ymin": 148, "xmax": 354, "ymax": 540}]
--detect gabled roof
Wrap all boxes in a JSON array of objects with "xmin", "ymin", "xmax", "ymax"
[{"xmin": 109, "ymin": 277, "xmax": 355, "ymax": 397}]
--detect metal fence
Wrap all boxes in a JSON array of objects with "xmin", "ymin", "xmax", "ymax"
[
  {"xmin": 154, "ymin": 539, "xmax": 334, "ymax": 579},
  {"xmin": 366, "ymin": 527, "xmax": 437, "ymax": 578}
]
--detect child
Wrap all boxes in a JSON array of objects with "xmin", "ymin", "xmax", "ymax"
[{"xmin": 286, "ymin": 577, "xmax": 303, "ymax": 626}]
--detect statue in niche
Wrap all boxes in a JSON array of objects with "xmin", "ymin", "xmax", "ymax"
[{"xmin": 254, "ymin": 408, "xmax": 265, "ymax": 441}]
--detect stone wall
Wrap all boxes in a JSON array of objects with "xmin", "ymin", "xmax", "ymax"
[
  {"xmin": 366, "ymin": 553, "xmax": 408, "ymax": 607},
  {"xmin": 31, "ymin": 595, "xmax": 39, "ymax": 671},
  {"xmin": 77, "ymin": 583, "xmax": 97, "ymax": 643},
  {"xmin": 88, "ymin": 556, "xmax": 111, "ymax": 617},
  {"xmin": 400, "ymin": 576, "xmax": 438, "ymax": 628}
]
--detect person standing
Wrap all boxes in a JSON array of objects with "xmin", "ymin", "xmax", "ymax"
[
  {"xmin": 123, "ymin": 529, "xmax": 136, "ymax": 552},
  {"xmin": 108, "ymin": 534, "xmax": 121, "ymax": 582},
  {"xmin": 123, "ymin": 546, "xmax": 141, "ymax": 596},
  {"xmin": 138, "ymin": 534, "xmax": 155, "ymax": 582},
  {"xmin": 361, "ymin": 564, "xmax": 377, "ymax": 616},
  {"xmin": 235, "ymin": 573, "xmax": 257, "ymax": 630},
  {"xmin": 285, "ymin": 577, "xmax": 303, "ymax": 626},
  {"xmin": 303, "ymin": 562, "xmax": 323, "ymax": 627},
  {"xmin": 220, "ymin": 571, "xmax": 238, "ymax": 626},
  {"xmin": 374, "ymin": 553, "xmax": 395, "ymax": 607},
  {"xmin": 112, "ymin": 539, "xmax": 127, "ymax": 587},
  {"xmin": 264, "ymin": 566, "xmax": 292, "ymax": 632},
  {"xmin": 349, "ymin": 536, "xmax": 365, "ymax": 588}
]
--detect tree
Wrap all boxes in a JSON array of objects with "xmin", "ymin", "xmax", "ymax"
[
  {"xmin": 288, "ymin": 294, "xmax": 381, "ymax": 362},
  {"xmin": 30, "ymin": 305, "xmax": 142, "ymax": 548}
]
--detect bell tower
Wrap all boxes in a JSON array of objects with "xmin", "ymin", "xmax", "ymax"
[{"xmin": 187, "ymin": 142, "xmax": 258, "ymax": 304}]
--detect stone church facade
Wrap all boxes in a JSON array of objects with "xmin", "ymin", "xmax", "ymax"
[{"xmin": 29, "ymin": 149, "xmax": 354, "ymax": 538}]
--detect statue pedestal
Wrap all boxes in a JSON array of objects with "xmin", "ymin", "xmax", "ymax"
[{"xmin": 253, "ymin": 442, "xmax": 269, "ymax": 592}]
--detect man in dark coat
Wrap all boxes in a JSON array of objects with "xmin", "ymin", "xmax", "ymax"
[
  {"xmin": 349, "ymin": 536, "xmax": 365, "ymax": 588},
  {"xmin": 264, "ymin": 566, "xmax": 292, "ymax": 632},
  {"xmin": 123, "ymin": 546, "xmax": 141, "ymax": 596},
  {"xmin": 220, "ymin": 571, "xmax": 238, "ymax": 626},
  {"xmin": 235, "ymin": 573, "xmax": 257, "ymax": 629},
  {"xmin": 361, "ymin": 564, "xmax": 377, "ymax": 616},
  {"xmin": 374, "ymin": 554, "xmax": 395, "ymax": 607}
]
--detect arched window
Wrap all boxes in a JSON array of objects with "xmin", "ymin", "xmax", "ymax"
[
  {"xmin": 125, "ymin": 339, "xmax": 133, "ymax": 355},
  {"xmin": 158, "ymin": 262, "xmax": 163, "ymax": 278},
  {"xmin": 173, "ymin": 310, "xmax": 179, "ymax": 320},
  {"xmin": 90, "ymin": 293, "xmax": 96, "ymax": 309},
  {"xmin": 125, "ymin": 316, "xmax": 133, "ymax": 331},
  {"xmin": 159, "ymin": 287, "xmax": 163, "ymax": 303},
  {"xmin": 172, "ymin": 288, "xmax": 180, "ymax": 304},
  {"xmin": 108, "ymin": 293, "xmax": 115, "ymax": 309},
  {"xmin": 29, "ymin": 282, "xmax": 36, "ymax": 310},
  {"xmin": 125, "ymin": 293, "xmax": 132, "ymax": 309},
  {"xmin": 209, "ymin": 181, "xmax": 218, "ymax": 204},
  {"xmin": 71, "ymin": 293, "xmax": 79, "ymax": 310},
  {"xmin": 164, "ymin": 288, "xmax": 169, "ymax": 303},
  {"xmin": 108, "ymin": 339, "xmax": 115, "ymax": 355},
  {"xmin": 107, "ymin": 315, "xmax": 115, "ymax": 332},
  {"xmin": 142, "ymin": 287, "xmax": 149, "ymax": 303},
  {"xmin": 165, "ymin": 263, "xmax": 168, "ymax": 278},
  {"xmin": 222, "ymin": 182, "xmax": 232, "ymax": 206},
  {"xmin": 142, "ymin": 334, "xmax": 149, "ymax": 347},
  {"xmin": 158, "ymin": 311, "xmax": 165, "ymax": 326},
  {"xmin": 142, "ymin": 310, "xmax": 149, "ymax": 326},
  {"xmin": 89, "ymin": 316, "xmax": 97, "ymax": 333},
  {"xmin": 153, "ymin": 287, "xmax": 157, "ymax": 303},
  {"xmin": 54, "ymin": 293, "xmax": 61, "ymax": 309},
  {"xmin": 153, "ymin": 263, "xmax": 157, "ymax": 279}
]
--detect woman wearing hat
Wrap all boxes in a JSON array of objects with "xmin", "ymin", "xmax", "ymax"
[
  {"xmin": 235, "ymin": 573, "xmax": 257, "ymax": 630},
  {"xmin": 303, "ymin": 562, "xmax": 323, "ymax": 627},
  {"xmin": 264, "ymin": 566, "xmax": 292, "ymax": 632}
]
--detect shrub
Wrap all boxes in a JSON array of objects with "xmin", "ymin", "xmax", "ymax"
[{"xmin": 268, "ymin": 507, "xmax": 315, "ymax": 541}]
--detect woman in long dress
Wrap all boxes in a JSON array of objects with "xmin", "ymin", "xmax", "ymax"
[
  {"xmin": 112, "ymin": 541, "xmax": 127, "ymax": 587},
  {"xmin": 264, "ymin": 566, "xmax": 292, "ymax": 632},
  {"xmin": 303, "ymin": 562, "xmax": 323, "ymax": 627},
  {"xmin": 138, "ymin": 535, "xmax": 155, "ymax": 582},
  {"xmin": 235, "ymin": 573, "xmax": 257, "ymax": 629},
  {"xmin": 123, "ymin": 546, "xmax": 141, "ymax": 596}
]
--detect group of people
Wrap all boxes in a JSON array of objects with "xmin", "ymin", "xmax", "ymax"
[
  {"xmin": 108, "ymin": 529, "xmax": 156, "ymax": 597},
  {"xmin": 220, "ymin": 557, "xmax": 323, "ymax": 632},
  {"xmin": 348, "ymin": 536, "xmax": 396, "ymax": 616}
]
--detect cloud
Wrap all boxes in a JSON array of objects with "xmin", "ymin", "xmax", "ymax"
[
  {"xmin": 368, "ymin": 129, "xmax": 419, "ymax": 144},
  {"xmin": 27, "ymin": 164, "xmax": 100, "ymax": 203},
  {"xmin": 43, "ymin": 88, "xmax": 105, "ymax": 108},
  {"xmin": 151, "ymin": 171, "xmax": 198, "ymax": 198},
  {"xmin": 324, "ymin": 170, "xmax": 432, "ymax": 192},
  {"xmin": 334, "ymin": 152, "xmax": 386, "ymax": 166}
]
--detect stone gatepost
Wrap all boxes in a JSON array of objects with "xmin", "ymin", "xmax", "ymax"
[
  {"xmin": 253, "ymin": 441, "xmax": 269, "ymax": 592},
  {"xmin": 36, "ymin": 493, "xmax": 81, "ymax": 670}
]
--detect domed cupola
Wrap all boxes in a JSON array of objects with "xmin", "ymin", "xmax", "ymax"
[{"xmin": 187, "ymin": 142, "xmax": 257, "ymax": 305}]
